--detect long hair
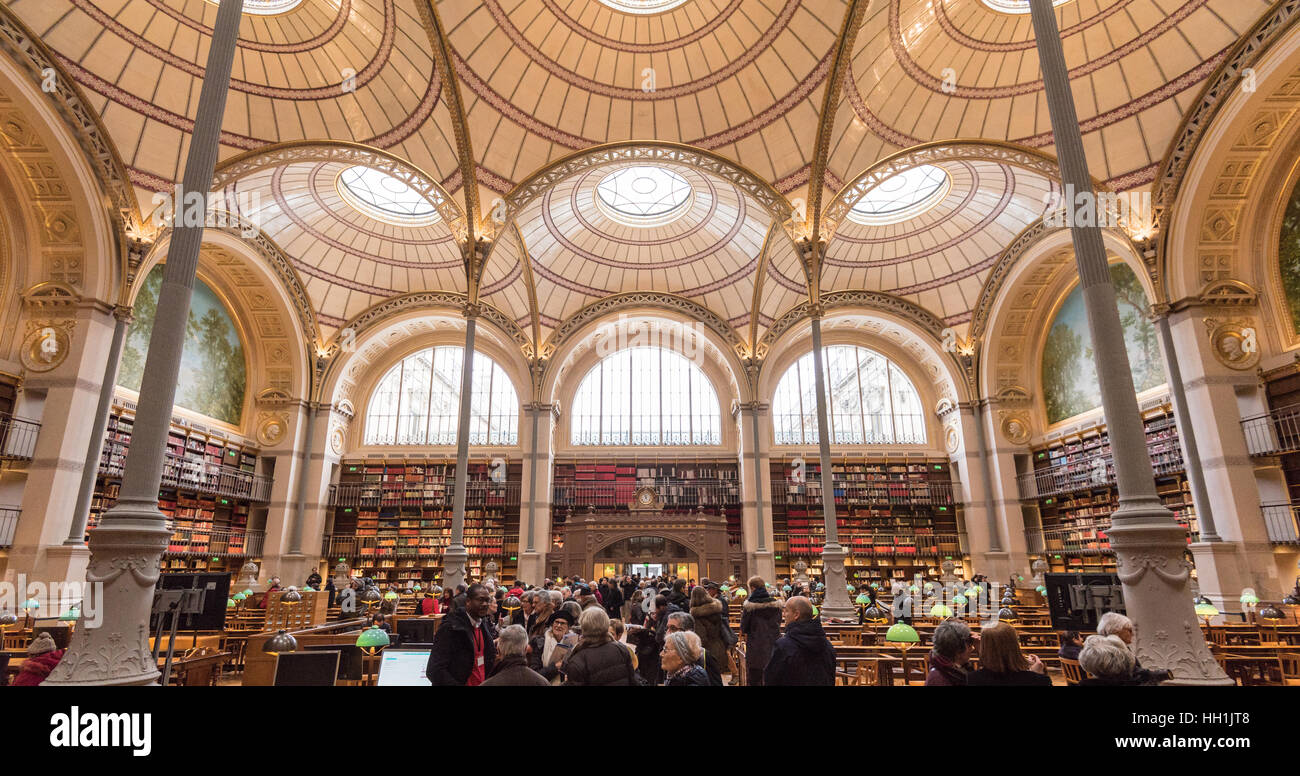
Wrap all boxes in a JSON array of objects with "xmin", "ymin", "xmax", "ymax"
[{"xmin": 979, "ymin": 622, "xmax": 1029, "ymax": 673}]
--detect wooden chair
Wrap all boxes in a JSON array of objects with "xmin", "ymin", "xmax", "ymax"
[
  {"xmin": 1059, "ymin": 657, "xmax": 1085, "ymax": 685},
  {"xmin": 1279, "ymin": 653, "xmax": 1300, "ymax": 686},
  {"xmin": 1, "ymin": 630, "xmax": 28, "ymax": 651},
  {"xmin": 1218, "ymin": 656, "xmax": 1284, "ymax": 686}
]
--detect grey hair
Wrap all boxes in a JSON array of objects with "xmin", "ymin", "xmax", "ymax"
[
  {"xmin": 666, "ymin": 611, "xmax": 694, "ymax": 631},
  {"xmin": 664, "ymin": 630, "xmax": 702, "ymax": 664},
  {"xmin": 1078, "ymin": 634, "xmax": 1135, "ymax": 679},
  {"xmin": 1096, "ymin": 612, "xmax": 1133, "ymax": 637},
  {"xmin": 932, "ymin": 618, "xmax": 973, "ymax": 659},
  {"xmin": 497, "ymin": 624, "xmax": 529, "ymax": 658}
]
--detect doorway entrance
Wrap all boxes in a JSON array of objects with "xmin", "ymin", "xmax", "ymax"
[{"xmin": 593, "ymin": 536, "xmax": 698, "ymax": 581}]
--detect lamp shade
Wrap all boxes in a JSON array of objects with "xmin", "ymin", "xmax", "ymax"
[
  {"xmin": 21, "ymin": 598, "xmax": 39, "ymax": 611},
  {"xmin": 0, "ymin": 611, "xmax": 17, "ymax": 628},
  {"xmin": 384, "ymin": 591, "xmax": 399, "ymax": 601},
  {"xmin": 360, "ymin": 587, "xmax": 383, "ymax": 606},
  {"xmin": 1035, "ymin": 585, "xmax": 1047, "ymax": 595},
  {"xmin": 1194, "ymin": 600, "xmax": 1219, "ymax": 619},
  {"xmin": 908, "ymin": 585, "xmax": 920, "ymax": 593},
  {"xmin": 412, "ymin": 584, "xmax": 422, "ymax": 592},
  {"xmin": 929, "ymin": 604, "xmax": 953, "ymax": 618},
  {"xmin": 923, "ymin": 582, "xmax": 934, "ymax": 591},
  {"xmin": 242, "ymin": 589, "xmax": 254, "ymax": 597},
  {"xmin": 59, "ymin": 606, "xmax": 80, "ymax": 622},
  {"xmin": 232, "ymin": 592, "xmax": 247, "ymax": 602},
  {"xmin": 869, "ymin": 582, "xmax": 880, "ymax": 590},
  {"xmin": 885, "ymin": 623, "xmax": 920, "ymax": 644},
  {"xmin": 264, "ymin": 629, "xmax": 298, "ymax": 655},
  {"xmin": 302, "ymin": 585, "xmax": 315, "ymax": 592},
  {"xmin": 227, "ymin": 598, "xmax": 236, "ymax": 609},
  {"xmin": 952, "ymin": 594, "xmax": 968, "ymax": 606},
  {"xmin": 280, "ymin": 588, "xmax": 303, "ymax": 606},
  {"xmin": 356, "ymin": 626, "xmax": 391, "ymax": 650},
  {"xmin": 998, "ymin": 606, "xmax": 1017, "ymax": 622},
  {"xmin": 1258, "ymin": 603, "xmax": 1286, "ymax": 622},
  {"xmin": 863, "ymin": 604, "xmax": 889, "ymax": 623},
  {"xmin": 855, "ymin": 593, "xmax": 871, "ymax": 605},
  {"xmin": 1239, "ymin": 590, "xmax": 1259, "ymax": 605}
]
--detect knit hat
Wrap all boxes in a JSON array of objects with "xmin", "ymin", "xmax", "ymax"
[
  {"xmin": 28, "ymin": 632, "xmax": 56, "ymax": 656},
  {"xmin": 548, "ymin": 610, "xmax": 575, "ymax": 627}
]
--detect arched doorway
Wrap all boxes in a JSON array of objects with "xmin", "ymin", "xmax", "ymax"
[
  {"xmin": 594, "ymin": 536, "xmax": 699, "ymax": 581},
  {"xmin": 549, "ymin": 509, "xmax": 735, "ymax": 582}
]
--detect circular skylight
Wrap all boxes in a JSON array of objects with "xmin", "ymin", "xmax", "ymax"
[
  {"xmin": 597, "ymin": 0, "xmax": 691, "ymax": 14},
  {"xmin": 980, "ymin": 0, "xmax": 1073, "ymax": 14},
  {"xmin": 595, "ymin": 166, "xmax": 694, "ymax": 227},
  {"xmin": 336, "ymin": 166, "xmax": 441, "ymax": 227},
  {"xmin": 846, "ymin": 165, "xmax": 951, "ymax": 226},
  {"xmin": 208, "ymin": 0, "xmax": 305, "ymax": 15}
]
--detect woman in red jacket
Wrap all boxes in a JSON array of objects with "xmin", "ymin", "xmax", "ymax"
[{"xmin": 13, "ymin": 632, "xmax": 63, "ymax": 686}]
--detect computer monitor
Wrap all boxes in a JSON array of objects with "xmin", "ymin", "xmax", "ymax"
[
  {"xmin": 273, "ymin": 651, "xmax": 340, "ymax": 686},
  {"xmin": 305, "ymin": 644, "xmax": 364, "ymax": 682},
  {"xmin": 397, "ymin": 618, "xmax": 438, "ymax": 645},
  {"xmin": 376, "ymin": 648, "xmax": 431, "ymax": 686}
]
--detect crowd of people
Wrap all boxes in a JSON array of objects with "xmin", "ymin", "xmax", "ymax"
[{"xmin": 422, "ymin": 573, "xmax": 840, "ymax": 686}]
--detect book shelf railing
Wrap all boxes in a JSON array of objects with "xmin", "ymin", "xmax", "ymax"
[
  {"xmin": 100, "ymin": 444, "xmax": 272, "ymax": 502},
  {"xmin": 1017, "ymin": 450, "xmax": 1185, "ymax": 500},
  {"xmin": 1241, "ymin": 404, "xmax": 1300, "ymax": 457},
  {"xmin": 0, "ymin": 505, "xmax": 18, "ymax": 548},
  {"xmin": 0, "ymin": 413, "xmax": 40, "ymax": 462},
  {"xmin": 156, "ymin": 525, "xmax": 264, "ymax": 557},
  {"xmin": 1261, "ymin": 502, "xmax": 1300, "ymax": 544},
  {"xmin": 775, "ymin": 530, "xmax": 967, "ymax": 557},
  {"xmin": 328, "ymin": 480, "xmax": 521, "ymax": 508},
  {"xmin": 1026, "ymin": 519, "xmax": 1198, "ymax": 556},
  {"xmin": 551, "ymin": 477, "xmax": 740, "ymax": 511},
  {"xmin": 772, "ymin": 477, "xmax": 957, "ymax": 507},
  {"xmin": 321, "ymin": 532, "xmax": 508, "ymax": 559}
]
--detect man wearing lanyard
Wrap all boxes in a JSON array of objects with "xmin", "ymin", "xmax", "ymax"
[{"xmin": 427, "ymin": 583, "xmax": 497, "ymax": 686}]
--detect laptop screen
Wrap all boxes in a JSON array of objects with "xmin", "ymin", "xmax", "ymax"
[{"xmin": 376, "ymin": 649, "xmax": 431, "ymax": 686}]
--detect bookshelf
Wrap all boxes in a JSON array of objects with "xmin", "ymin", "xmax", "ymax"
[
  {"xmin": 328, "ymin": 458, "xmax": 521, "ymax": 586},
  {"xmin": 550, "ymin": 458, "xmax": 742, "ymax": 548},
  {"xmin": 90, "ymin": 405, "xmax": 266, "ymax": 575},
  {"xmin": 1028, "ymin": 406, "xmax": 1197, "ymax": 573},
  {"xmin": 768, "ymin": 455, "xmax": 962, "ymax": 585}
]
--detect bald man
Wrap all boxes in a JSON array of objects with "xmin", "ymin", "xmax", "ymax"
[{"xmin": 762, "ymin": 595, "xmax": 836, "ymax": 686}]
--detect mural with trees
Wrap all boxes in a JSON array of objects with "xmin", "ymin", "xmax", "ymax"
[
  {"xmin": 118, "ymin": 266, "xmax": 247, "ymax": 425},
  {"xmin": 1279, "ymin": 176, "xmax": 1300, "ymax": 334},
  {"xmin": 1041, "ymin": 263, "xmax": 1165, "ymax": 425}
]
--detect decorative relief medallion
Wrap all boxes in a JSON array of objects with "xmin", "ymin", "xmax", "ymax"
[
  {"xmin": 944, "ymin": 425, "xmax": 961, "ymax": 454},
  {"xmin": 1202, "ymin": 318, "xmax": 1259, "ymax": 370},
  {"xmin": 256, "ymin": 412, "xmax": 289, "ymax": 447},
  {"xmin": 20, "ymin": 321, "xmax": 72, "ymax": 372},
  {"xmin": 1000, "ymin": 413, "xmax": 1031, "ymax": 445},
  {"xmin": 330, "ymin": 425, "xmax": 346, "ymax": 455}
]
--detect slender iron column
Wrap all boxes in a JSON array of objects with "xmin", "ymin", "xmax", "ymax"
[
  {"xmin": 1028, "ymin": 0, "xmax": 1228, "ymax": 683},
  {"xmin": 66, "ymin": 305, "xmax": 131, "ymax": 545},
  {"xmin": 749, "ymin": 402, "xmax": 768, "ymax": 554},
  {"xmin": 972, "ymin": 400, "xmax": 1004, "ymax": 554},
  {"xmin": 47, "ymin": 0, "xmax": 246, "ymax": 686},
  {"xmin": 524, "ymin": 403, "xmax": 541, "ymax": 555},
  {"xmin": 809, "ymin": 311, "xmax": 855, "ymax": 618},
  {"xmin": 287, "ymin": 401, "xmax": 318, "ymax": 555},
  {"xmin": 1152, "ymin": 309, "xmax": 1219, "ymax": 542},
  {"xmin": 443, "ymin": 307, "xmax": 478, "ymax": 591}
]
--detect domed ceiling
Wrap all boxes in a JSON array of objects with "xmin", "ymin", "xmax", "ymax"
[{"xmin": 2, "ymin": 0, "xmax": 1279, "ymax": 360}]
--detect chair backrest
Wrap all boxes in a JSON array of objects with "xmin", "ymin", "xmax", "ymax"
[
  {"xmin": 1059, "ymin": 657, "xmax": 1084, "ymax": 685},
  {"xmin": 1218, "ymin": 656, "xmax": 1283, "ymax": 686},
  {"xmin": 854, "ymin": 661, "xmax": 879, "ymax": 686}
]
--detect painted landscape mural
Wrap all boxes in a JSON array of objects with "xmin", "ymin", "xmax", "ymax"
[
  {"xmin": 1280, "ymin": 175, "xmax": 1300, "ymax": 333},
  {"xmin": 118, "ymin": 265, "xmax": 247, "ymax": 426},
  {"xmin": 1041, "ymin": 263, "xmax": 1165, "ymax": 425}
]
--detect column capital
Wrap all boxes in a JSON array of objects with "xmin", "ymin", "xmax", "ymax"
[
  {"xmin": 111, "ymin": 304, "xmax": 134, "ymax": 324},
  {"xmin": 462, "ymin": 302, "xmax": 482, "ymax": 320},
  {"xmin": 807, "ymin": 301, "xmax": 826, "ymax": 320},
  {"xmin": 737, "ymin": 401, "xmax": 770, "ymax": 413}
]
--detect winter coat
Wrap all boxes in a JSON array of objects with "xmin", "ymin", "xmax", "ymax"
[
  {"xmin": 12, "ymin": 649, "xmax": 63, "ymax": 686},
  {"xmin": 425, "ymin": 610, "xmax": 497, "ymax": 686},
  {"xmin": 925, "ymin": 651, "xmax": 968, "ymax": 686},
  {"xmin": 690, "ymin": 599, "xmax": 728, "ymax": 665},
  {"xmin": 763, "ymin": 618, "xmax": 836, "ymax": 686},
  {"xmin": 664, "ymin": 664, "xmax": 710, "ymax": 686},
  {"xmin": 562, "ymin": 640, "xmax": 637, "ymax": 686},
  {"xmin": 740, "ymin": 592, "xmax": 783, "ymax": 669},
  {"xmin": 528, "ymin": 632, "xmax": 573, "ymax": 682},
  {"xmin": 480, "ymin": 656, "xmax": 549, "ymax": 687}
]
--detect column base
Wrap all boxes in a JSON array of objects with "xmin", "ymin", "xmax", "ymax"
[
  {"xmin": 1108, "ymin": 506, "xmax": 1232, "ymax": 685},
  {"xmin": 443, "ymin": 546, "xmax": 468, "ymax": 591},
  {"xmin": 818, "ymin": 545, "xmax": 856, "ymax": 620},
  {"xmin": 269, "ymin": 553, "xmax": 315, "ymax": 590},
  {"xmin": 44, "ymin": 511, "xmax": 171, "ymax": 686}
]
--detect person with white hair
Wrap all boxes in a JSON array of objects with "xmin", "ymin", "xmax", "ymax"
[
  {"xmin": 1096, "ymin": 612, "xmax": 1170, "ymax": 684},
  {"xmin": 563, "ymin": 607, "xmax": 638, "ymax": 685},
  {"xmin": 1077, "ymin": 634, "xmax": 1142, "ymax": 686},
  {"xmin": 661, "ymin": 630, "xmax": 709, "ymax": 686},
  {"xmin": 481, "ymin": 625, "xmax": 549, "ymax": 686}
]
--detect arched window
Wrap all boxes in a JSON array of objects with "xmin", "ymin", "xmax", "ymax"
[
  {"xmin": 772, "ymin": 346, "xmax": 926, "ymax": 445},
  {"xmin": 364, "ymin": 347, "xmax": 518, "ymax": 445},
  {"xmin": 571, "ymin": 347, "xmax": 721, "ymax": 445}
]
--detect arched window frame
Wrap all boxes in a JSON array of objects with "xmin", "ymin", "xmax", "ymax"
[
  {"xmin": 363, "ymin": 346, "xmax": 519, "ymax": 446},
  {"xmin": 771, "ymin": 345, "xmax": 927, "ymax": 446},
  {"xmin": 570, "ymin": 346, "xmax": 722, "ymax": 446}
]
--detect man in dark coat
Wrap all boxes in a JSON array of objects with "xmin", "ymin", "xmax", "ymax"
[
  {"xmin": 426, "ymin": 583, "xmax": 497, "ymax": 686},
  {"xmin": 628, "ymin": 594, "xmax": 679, "ymax": 685},
  {"xmin": 739, "ymin": 577, "xmax": 783, "ymax": 686},
  {"xmin": 764, "ymin": 595, "xmax": 836, "ymax": 686},
  {"xmin": 481, "ymin": 625, "xmax": 548, "ymax": 687}
]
